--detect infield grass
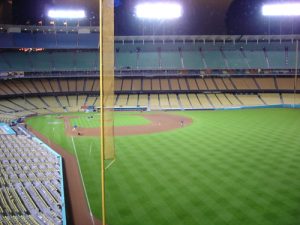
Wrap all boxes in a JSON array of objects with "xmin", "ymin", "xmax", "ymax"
[{"xmin": 26, "ymin": 109, "xmax": 300, "ymax": 225}]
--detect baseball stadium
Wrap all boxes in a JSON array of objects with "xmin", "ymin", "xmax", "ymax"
[{"xmin": 0, "ymin": 1, "xmax": 300, "ymax": 225}]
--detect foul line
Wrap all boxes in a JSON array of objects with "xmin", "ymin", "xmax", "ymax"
[
  {"xmin": 105, "ymin": 159, "xmax": 116, "ymax": 170},
  {"xmin": 71, "ymin": 137, "xmax": 95, "ymax": 225},
  {"xmin": 89, "ymin": 143, "xmax": 93, "ymax": 156}
]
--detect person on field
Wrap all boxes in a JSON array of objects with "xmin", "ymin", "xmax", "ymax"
[
  {"xmin": 73, "ymin": 124, "xmax": 78, "ymax": 131},
  {"xmin": 180, "ymin": 120, "xmax": 184, "ymax": 127}
]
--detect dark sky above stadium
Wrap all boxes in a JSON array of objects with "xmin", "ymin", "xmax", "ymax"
[{"xmin": 3, "ymin": 0, "xmax": 300, "ymax": 35}]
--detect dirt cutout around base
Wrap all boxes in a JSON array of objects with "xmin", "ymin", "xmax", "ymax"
[{"xmin": 63, "ymin": 113, "xmax": 193, "ymax": 137}]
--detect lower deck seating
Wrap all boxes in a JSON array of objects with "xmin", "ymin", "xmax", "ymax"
[
  {"xmin": 236, "ymin": 95, "xmax": 264, "ymax": 106},
  {"xmin": 0, "ymin": 114, "xmax": 17, "ymax": 124},
  {"xmin": 150, "ymin": 94, "xmax": 160, "ymax": 110},
  {"xmin": 282, "ymin": 94, "xmax": 300, "ymax": 104},
  {"xmin": 260, "ymin": 93, "xmax": 282, "ymax": 105},
  {"xmin": 0, "ymin": 93, "xmax": 300, "ymax": 117},
  {"xmin": 197, "ymin": 94, "xmax": 214, "ymax": 109},
  {"xmin": 1, "ymin": 77, "xmax": 299, "ymax": 97},
  {"xmin": 127, "ymin": 95, "xmax": 138, "ymax": 107},
  {"xmin": 138, "ymin": 95, "xmax": 148, "ymax": 108},
  {"xmin": 168, "ymin": 94, "xmax": 181, "ymax": 109},
  {"xmin": 179, "ymin": 94, "xmax": 193, "ymax": 109},
  {"xmin": 0, "ymin": 134, "xmax": 65, "ymax": 225}
]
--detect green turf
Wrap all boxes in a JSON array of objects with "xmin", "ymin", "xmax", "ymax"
[
  {"xmin": 69, "ymin": 112, "xmax": 150, "ymax": 128},
  {"xmin": 26, "ymin": 109, "xmax": 300, "ymax": 225}
]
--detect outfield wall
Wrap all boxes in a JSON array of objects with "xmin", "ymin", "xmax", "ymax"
[
  {"xmin": 142, "ymin": 104, "xmax": 300, "ymax": 112},
  {"xmin": 200, "ymin": 104, "xmax": 300, "ymax": 111}
]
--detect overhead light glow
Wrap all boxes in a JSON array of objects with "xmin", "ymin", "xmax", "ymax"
[
  {"xmin": 48, "ymin": 9, "xmax": 86, "ymax": 19},
  {"xmin": 135, "ymin": 3, "xmax": 182, "ymax": 20},
  {"xmin": 262, "ymin": 3, "xmax": 300, "ymax": 16}
]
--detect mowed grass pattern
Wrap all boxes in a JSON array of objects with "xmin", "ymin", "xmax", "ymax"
[
  {"xmin": 27, "ymin": 109, "xmax": 300, "ymax": 225},
  {"xmin": 70, "ymin": 112, "xmax": 150, "ymax": 128}
]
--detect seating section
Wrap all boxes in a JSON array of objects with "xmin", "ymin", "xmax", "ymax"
[
  {"xmin": 231, "ymin": 78, "xmax": 258, "ymax": 90},
  {"xmin": 255, "ymin": 78, "xmax": 276, "ymax": 90},
  {"xmin": 276, "ymin": 78, "xmax": 295, "ymax": 90},
  {"xmin": 236, "ymin": 95, "xmax": 264, "ymax": 106},
  {"xmin": 0, "ymin": 79, "xmax": 91, "ymax": 96},
  {"xmin": 0, "ymin": 95, "xmax": 91, "ymax": 117},
  {"xmin": 260, "ymin": 93, "xmax": 282, "ymax": 105},
  {"xmin": 115, "ymin": 93, "xmax": 300, "ymax": 110},
  {"xmin": 160, "ymin": 51, "xmax": 182, "ymax": 69},
  {"xmin": 244, "ymin": 50, "xmax": 268, "ymax": 69},
  {"xmin": 182, "ymin": 51, "xmax": 205, "ymax": 69},
  {"xmin": 0, "ymin": 41, "xmax": 299, "ymax": 72},
  {"xmin": 150, "ymin": 94, "xmax": 160, "ymax": 110},
  {"xmin": 267, "ymin": 50, "xmax": 287, "ymax": 69},
  {"xmin": 138, "ymin": 52, "xmax": 159, "ymax": 69},
  {"xmin": 116, "ymin": 51, "xmax": 137, "ymax": 69},
  {"xmin": 282, "ymin": 94, "xmax": 300, "ymax": 104},
  {"xmin": 0, "ymin": 92, "xmax": 299, "ymax": 114},
  {"xmin": 0, "ymin": 114, "xmax": 17, "ymax": 124},
  {"xmin": 127, "ymin": 95, "xmax": 138, "ymax": 107},
  {"xmin": 0, "ymin": 134, "xmax": 65, "ymax": 225},
  {"xmin": 0, "ymin": 51, "xmax": 100, "ymax": 72},
  {"xmin": 114, "ymin": 77, "xmax": 298, "ymax": 92},
  {"xmin": 203, "ymin": 51, "xmax": 226, "ymax": 69},
  {"xmin": 10, "ymin": 77, "xmax": 295, "ymax": 94},
  {"xmin": 0, "ymin": 75, "xmax": 298, "ymax": 113},
  {"xmin": 224, "ymin": 50, "xmax": 248, "ymax": 69}
]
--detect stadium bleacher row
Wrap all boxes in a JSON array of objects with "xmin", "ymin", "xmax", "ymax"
[
  {"xmin": 0, "ymin": 134, "xmax": 64, "ymax": 225},
  {"xmin": 0, "ymin": 79, "xmax": 96, "ymax": 96},
  {"xmin": 0, "ymin": 94, "xmax": 299, "ymax": 116},
  {"xmin": 0, "ymin": 51, "xmax": 99, "ymax": 72},
  {"xmin": 0, "ymin": 77, "xmax": 299, "ymax": 97},
  {"xmin": 116, "ymin": 43, "xmax": 299, "ymax": 70},
  {"xmin": 115, "ymin": 77, "xmax": 300, "ymax": 91},
  {"xmin": 0, "ymin": 42, "xmax": 299, "ymax": 72},
  {"xmin": 0, "ymin": 114, "xmax": 17, "ymax": 124},
  {"xmin": 0, "ymin": 33, "xmax": 99, "ymax": 49}
]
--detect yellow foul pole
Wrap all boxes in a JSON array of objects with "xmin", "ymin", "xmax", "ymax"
[{"xmin": 99, "ymin": 0, "xmax": 106, "ymax": 224}]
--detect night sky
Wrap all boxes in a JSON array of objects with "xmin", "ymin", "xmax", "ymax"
[{"xmin": 9, "ymin": 0, "xmax": 300, "ymax": 35}]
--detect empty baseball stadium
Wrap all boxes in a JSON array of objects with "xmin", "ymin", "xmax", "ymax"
[{"xmin": 0, "ymin": 24, "xmax": 299, "ymax": 225}]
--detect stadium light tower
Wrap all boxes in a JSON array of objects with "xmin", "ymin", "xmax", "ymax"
[
  {"xmin": 135, "ymin": 2, "xmax": 182, "ymax": 20},
  {"xmin": 262, "ymin": 3, "xmax": 300, "ymax": 107},
  {"xmin": 262, "ymin": 3, "xmax": 300, "ymax": 16}
]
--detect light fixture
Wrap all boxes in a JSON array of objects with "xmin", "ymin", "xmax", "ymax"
[
  {"xmin": 135, "ymin": 3, "xmax": 182, "ymax": 20},
  {"xmin": 262, "ymin": 3, "xmax": 300, "ymax": 16},
  {"xmin": 48, "ymin": 9, "xmax": 86, "ymax": 19}
]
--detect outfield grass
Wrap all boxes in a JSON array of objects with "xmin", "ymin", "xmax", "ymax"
[
  {"xmin": 26, "ymin": 109, "xmax": 300, "ymax": 225},
  {"xmin": 69, "ymin": 112, "xmax": 150, "ymax": 128}
]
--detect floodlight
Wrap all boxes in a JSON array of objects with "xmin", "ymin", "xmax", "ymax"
[
  {"xmin": 48, "ymin": 9, "xmax": 86, "ymax": 19},
  {"xmin": 262, "ymin": 3, "xmax": 300, "ymax": 16},
  {"xmin": 135, "ymin": 3, "xmax": 182, "ymax": 20}
]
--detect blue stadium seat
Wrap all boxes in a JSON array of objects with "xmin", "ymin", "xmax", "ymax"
[
  {"xmin": 56, "ymin": 33, "xmax": 78, "ymax": 48},
  {"xmin": 13, "ymin": 33, "xmax": 34, "ymax": 48},
  {"xmin": 78, "ymin": 34, "xmax": 99, "ymax": 49},
  {"xmin": 0, "ymin": 34, "xmax": 14, "ymax": 48},
  {"xmin": 35, "ymin": 33, "xmax": 57, "ymax": 48}
]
